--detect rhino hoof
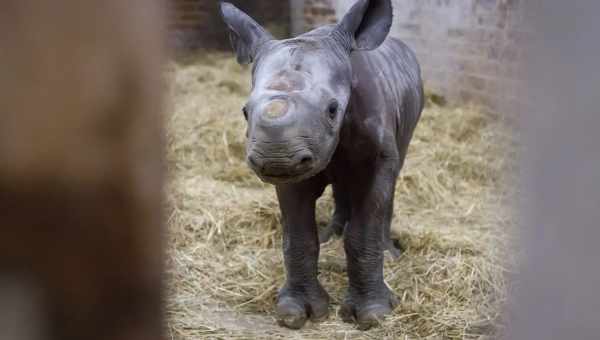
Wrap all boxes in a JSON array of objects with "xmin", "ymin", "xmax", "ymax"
[
  {"xmin": 339, "ymin": 290, "xmax": 398, "ymax": 330},
  {"xmin": 276, "ymin": 298, "xmax": 307, "ymax": 329},
  {"xmin": 275, "ymin": 291, "xmax": 329, "ymax": 329}
]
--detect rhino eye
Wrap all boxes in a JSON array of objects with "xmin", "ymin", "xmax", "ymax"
[
  {"xmin": 242, "ymin": 106, "xmax": 248, "ymax": 121},
  {"xmin": 328, "ymin": 100, "xmax": 339, "ymax": 120}
]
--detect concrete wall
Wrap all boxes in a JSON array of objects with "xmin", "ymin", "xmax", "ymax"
[
  {"xmin": 303, "ymin": 0, "xmax": 338, "ymax": 33},
  {"xmin": 302, "ymin": 0, "xmax": 527, "ymax": 114},
  {"xmin": 290, "ymin": 0, "xmax": 306, "ymax": 36},
  {"xmin": 384, "ymin": 0, "xmax": 525, "ymax": 114}
]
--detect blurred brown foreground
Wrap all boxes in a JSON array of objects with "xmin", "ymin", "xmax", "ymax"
[{"xmin": 0, "ymin": 1, "xmax": 166, "ymax": 340}]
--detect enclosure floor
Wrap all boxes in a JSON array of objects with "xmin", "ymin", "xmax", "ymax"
[{"xmin": 165, "ymin": 53, "xmax": 516, "ymax": 340}]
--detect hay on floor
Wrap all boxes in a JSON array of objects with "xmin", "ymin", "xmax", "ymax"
[{"xmin": 165, "ymin": 52, "xmax": 516, "ymax": 340}]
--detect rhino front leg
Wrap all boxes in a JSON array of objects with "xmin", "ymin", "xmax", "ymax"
[
  {"xmin": 340, "ymin": 160, "xmax": 399, "ymax": 329},
  {"xmin": 275, "ymin": 175, "xmax": 329, "ymax": 329}
]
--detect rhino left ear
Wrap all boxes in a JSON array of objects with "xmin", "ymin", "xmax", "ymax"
[
  {"xmin": 219, "ymin": 2, "xmax": 273, "ymax": 64},
  {"xmin": 338, "ymin": 0, "xmax": 393, "ymax": 51}
]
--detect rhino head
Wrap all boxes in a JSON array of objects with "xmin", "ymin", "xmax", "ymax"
[{"xmin": 220, "ymin": 0, "xmax": 392, "ymax": 184}]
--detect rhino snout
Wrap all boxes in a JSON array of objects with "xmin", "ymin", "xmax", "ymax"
[{"xmin": 247, "ymin": 148, "xmax": 315, "ymax": 183}]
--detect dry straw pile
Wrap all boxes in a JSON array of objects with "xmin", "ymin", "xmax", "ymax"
[{"xmin": 165, "ymin": 53, "xmax": 517, "ymax": 339}]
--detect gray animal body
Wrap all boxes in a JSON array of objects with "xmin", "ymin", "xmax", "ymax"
[{"xmin": 220, "ymin": 0, "xmax": 423, "ymax": 330}]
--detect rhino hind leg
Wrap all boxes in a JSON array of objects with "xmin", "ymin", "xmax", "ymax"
[
  {"xmin": 383, "ymin": 183, "xmax": 404, "ymax": 259},
  {"xmin": 320, "ymin": 221, "xmax": 403, "ymax": 257},
  {"xmin": 319, "ymin": 186, "xmax": 403, "ymax": 259},
  {"xmin": 319, "ymin": 183, "xmax": 350, "ymax": 244},
  {"xmin": 319, "ymin": 220, "xmax": 346, "ymax": 244}
]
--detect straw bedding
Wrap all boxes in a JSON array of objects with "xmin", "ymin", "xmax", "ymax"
[{"xmin": 165, "ymin": 53, "xmax": 517, "ymax": 339}]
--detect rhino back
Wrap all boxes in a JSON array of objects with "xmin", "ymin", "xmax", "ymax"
[{"xmin": 348, "ymin": 37, "xmax": 424, "ymax": 153}]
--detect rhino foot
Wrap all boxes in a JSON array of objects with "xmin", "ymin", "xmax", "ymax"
[
  {"xmin": 275, "ymin": 283, "xmax": 330, "ymax": 329},
  {"xmin": 339, "ymin": 285, "xmax": 398, "ymax": 330},
  {"xmin": 386, "ymin": 238, "xmax": 404, "ymax": 259}
]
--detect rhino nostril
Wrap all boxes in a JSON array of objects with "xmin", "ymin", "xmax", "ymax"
[
  {"xmin": 295, "ymin": 151, "xmax": 314, "ymax": 170},
  {"xmin": 248, "ymin": 153, "xmax": 262, "ymax": 169},
  {"xmin": 299, "ymin": 155, "xmax": 313, "ymax": 165}
]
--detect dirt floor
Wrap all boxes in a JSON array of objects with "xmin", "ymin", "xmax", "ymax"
[{"xmin": 164, "ymin": 53, "xmax": 517, "ymax": 339}]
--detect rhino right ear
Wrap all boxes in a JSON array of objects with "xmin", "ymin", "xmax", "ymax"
[
  {"xmin": 219, "ymin": 2, "xmax": 273, "ymax": 64},
  {"xmin": 338, "ymin": 0, "xmax": 393, "ymax": 51}
]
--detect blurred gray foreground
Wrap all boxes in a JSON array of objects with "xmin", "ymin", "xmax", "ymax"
[{"xmin": 507, "ymin": 1, "xmax": 600, "ymax": 339}]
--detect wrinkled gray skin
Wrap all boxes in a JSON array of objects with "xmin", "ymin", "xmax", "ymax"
[{"xmin": 220, "ymin": 0, "xmax": 423, "ymax": 330}]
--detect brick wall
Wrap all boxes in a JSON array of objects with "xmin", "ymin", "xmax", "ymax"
[
  {"xmin": 169, "ymin": 0, "xmax": 290, "ymax": 50},
  {"xmin": 168, "ymin": 0, "xmax": 217, "ymax": 49},
  {"xmin": 299, "ymin": 0, "xmax": 526, "ymax": 114}
]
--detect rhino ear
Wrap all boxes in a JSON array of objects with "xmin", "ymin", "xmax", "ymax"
[
  {"xmin": 338, "ymin": 0, "xmax": 393, "ymax": 51},
  {"xmin": 219, "ymin": 2, "xmax": 273, "ymax": 64}
]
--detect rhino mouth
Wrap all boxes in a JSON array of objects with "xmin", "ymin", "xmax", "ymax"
[
  {"xmin": 258, "ymin": 170, "xmax": 315, "ymax": 185},
  {"xmin": 256, "ymin": 163, "xmax": 326, "ymax": 185}
]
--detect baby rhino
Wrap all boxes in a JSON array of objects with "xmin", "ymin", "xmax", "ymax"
[{"xmin": 220, "ymin": 0, "xmax": 423, "ymax": 330}]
